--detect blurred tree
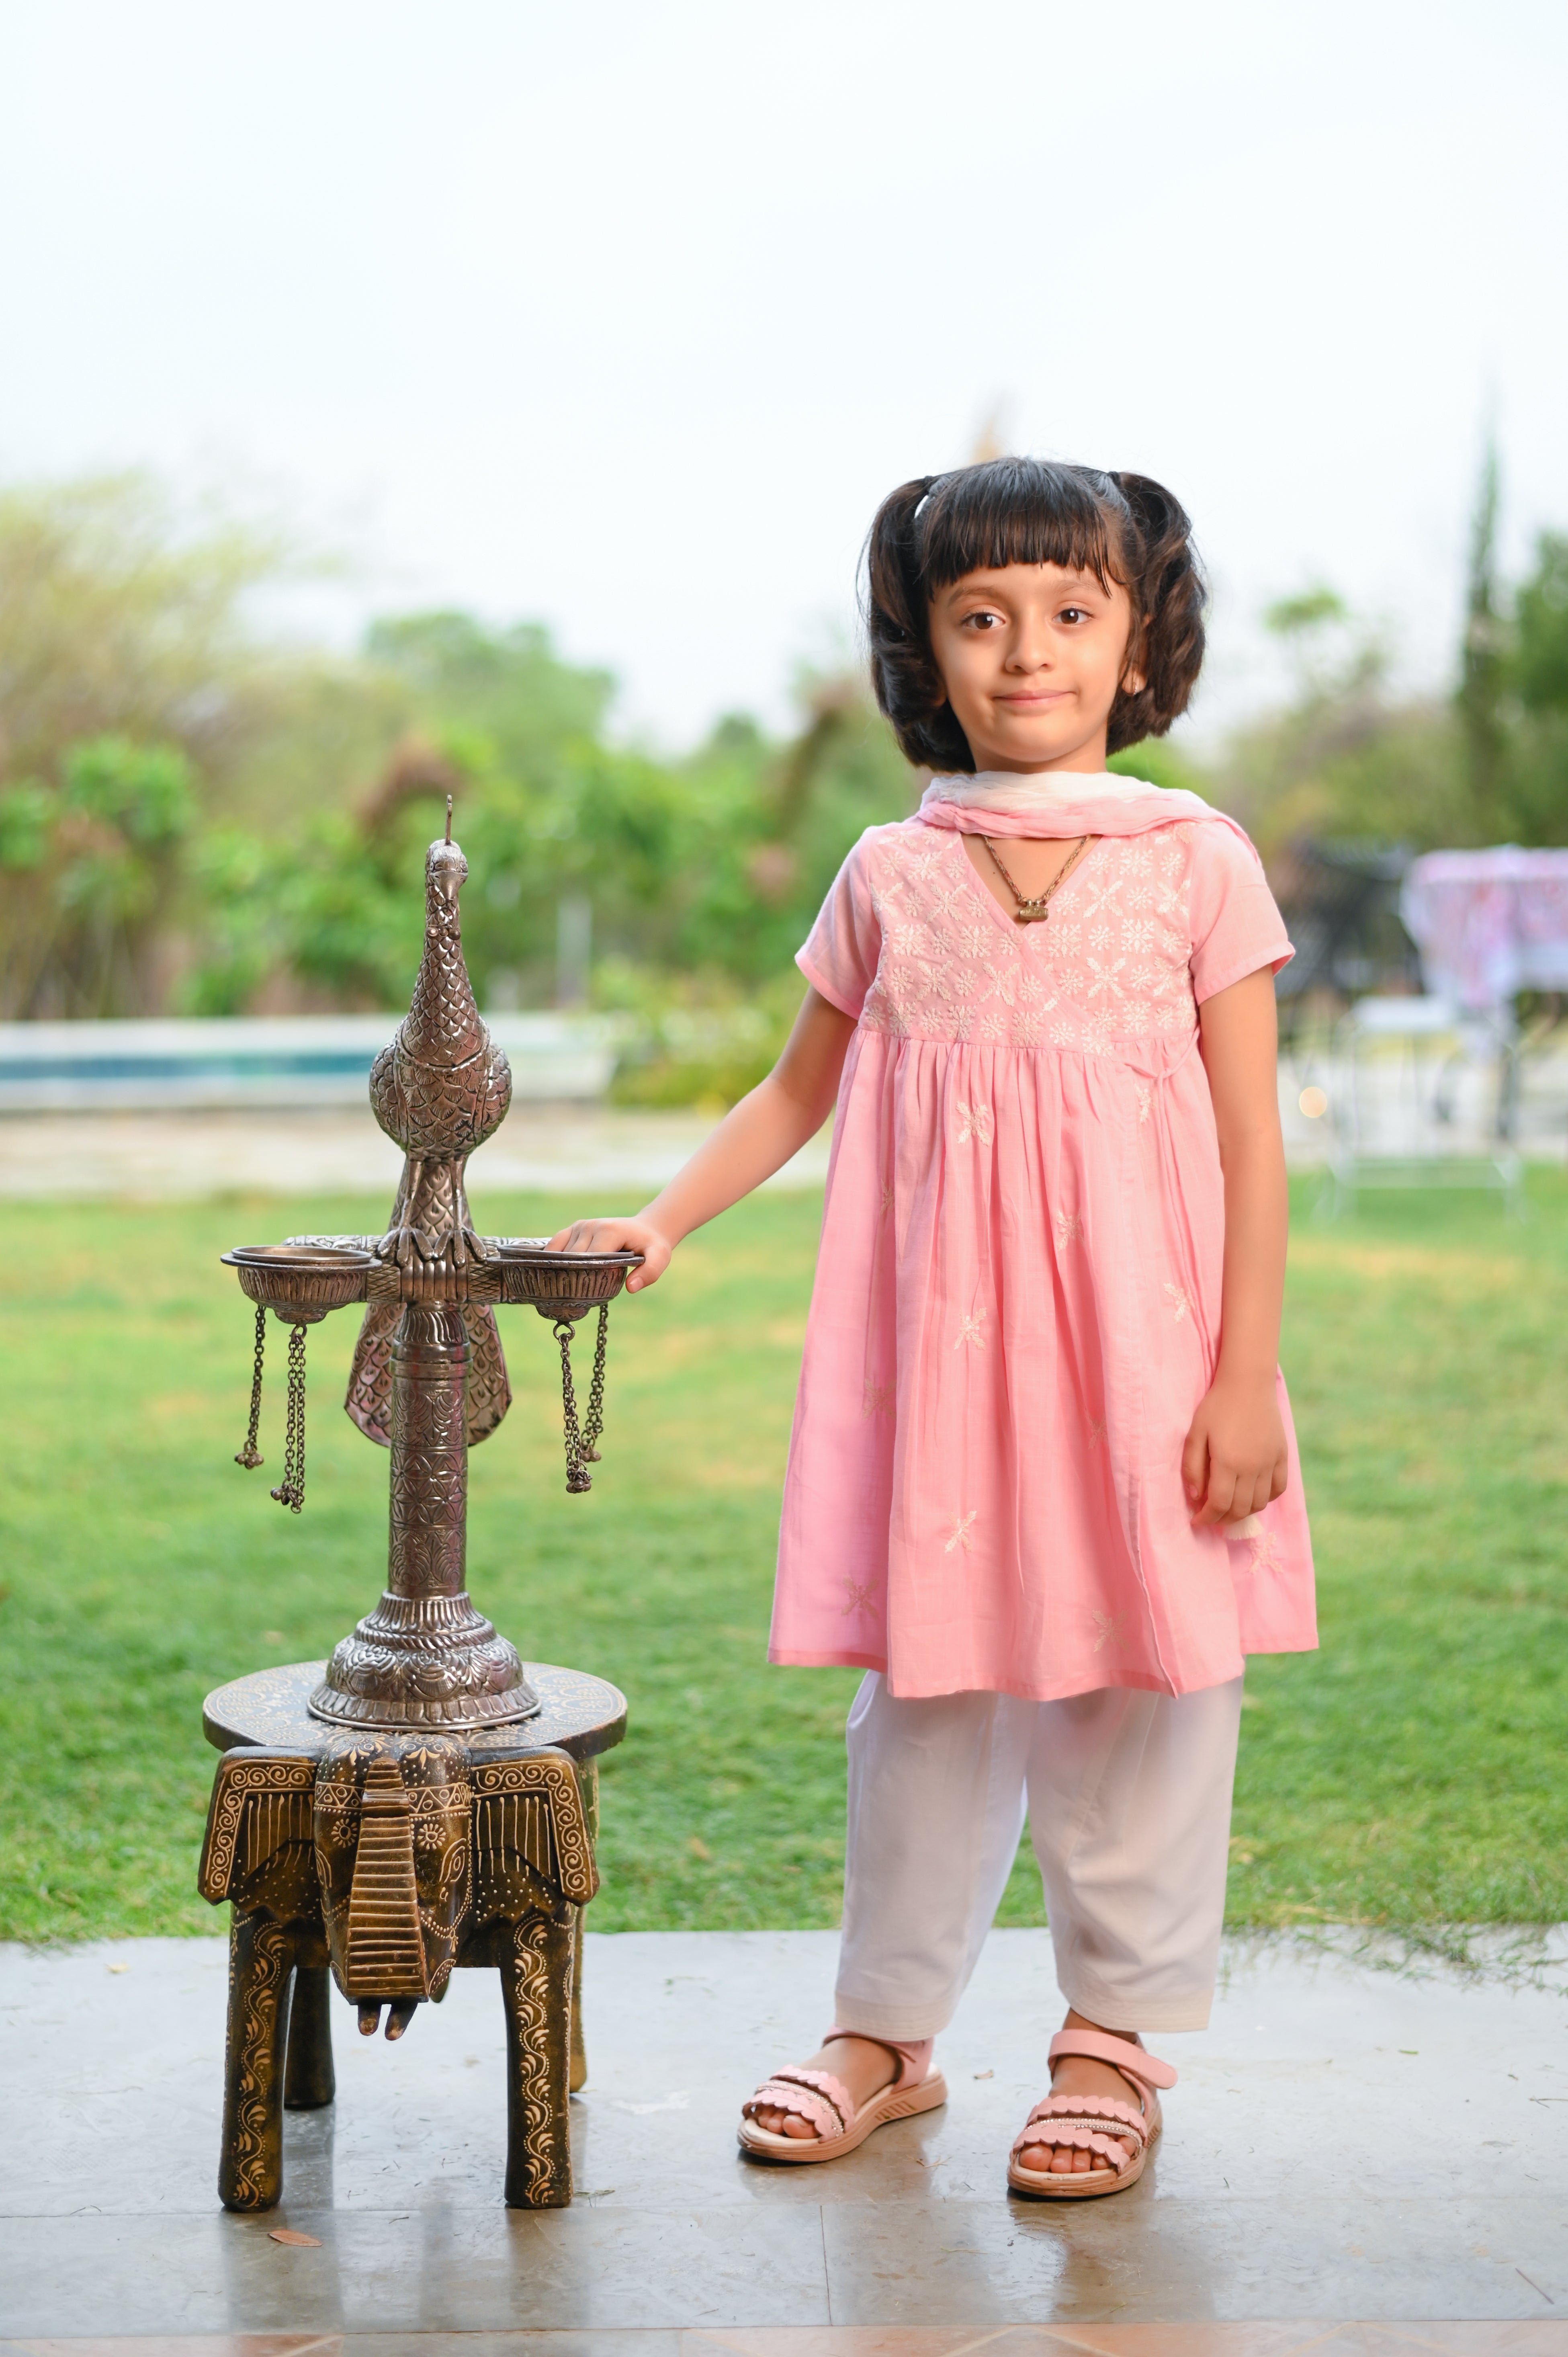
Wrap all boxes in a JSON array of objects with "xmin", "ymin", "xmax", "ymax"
[
  {"xmin": 26, "ymin": 454, "xmax": 1568, "ymax": 1058},
  {"xmin": 1215, "ymin": 588, "xmax": 1471, "ymax": 861},
  {"xmin": 1501, "ymin": 530, "xmax": 1568, "ymax": 846},
  {"xmin": 1458, "ymin": 438, "xmax": 1507, "ymax": 838},
  {"xmin": 1514, "ymin": 532, "xmax": 1568, "ymax": 713},
  {"xmin": 0, "ymin": 736, "xmax": 199, "ymax": 1017},
  {"xmin": 0, "ymin": 473, "xmax": 405, "ymax": 1014}
]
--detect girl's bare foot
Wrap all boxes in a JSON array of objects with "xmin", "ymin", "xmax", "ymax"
[
  {"xmin": 748, "ymin": 2033, "xmax": 900, "ymax": 2139},
  {"xmin": 1015, "ymin": 2008, "xmax": 1145, "ymax": 2176}
]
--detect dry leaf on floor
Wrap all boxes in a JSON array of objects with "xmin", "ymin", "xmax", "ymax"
[{"xmin": 268, "ymin": 2227, "xmax": 322, "ymax": 2247}]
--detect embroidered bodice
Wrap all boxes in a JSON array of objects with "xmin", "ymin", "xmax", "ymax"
[{"xmin": 859, "ymin": 826, "xmax": 1197, "ymax": 1053}]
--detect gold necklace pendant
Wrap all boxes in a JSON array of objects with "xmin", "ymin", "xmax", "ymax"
[{"xmin": 982, "ymin": 832, "xmax": 1091, "ymax": 927}]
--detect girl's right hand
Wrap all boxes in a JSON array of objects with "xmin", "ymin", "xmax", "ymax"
[{"xmin": 546, "ymin": 1215, "xmax": 672, "ymax": 1291}]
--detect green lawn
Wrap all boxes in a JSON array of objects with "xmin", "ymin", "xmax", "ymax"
[{"xmin": 1, "ymin": 1174, "xmax": 1565, "ymax": 1946}]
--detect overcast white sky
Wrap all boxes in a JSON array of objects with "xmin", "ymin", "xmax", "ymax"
[{"xmin": 1, "ymin": 0, "xmax": 1565, "ymax": 750}]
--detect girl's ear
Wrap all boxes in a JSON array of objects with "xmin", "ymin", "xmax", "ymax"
[{"xmin": 1120, "ymin": 611, "xmax": 1152, "ymax": 697}]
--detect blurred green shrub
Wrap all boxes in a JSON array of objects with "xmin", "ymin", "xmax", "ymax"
[{"xmin": 9, "ymin": 461, "xmax": 1568, "ymax": 1062}]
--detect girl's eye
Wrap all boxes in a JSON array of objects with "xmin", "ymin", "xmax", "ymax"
[
  {"xmin": 963, "ymin": 610, "xmax": 1003, "ymax": 630},
  {"xmin": 1058, "ymin": 607, "xmax": 1089, "ymax": 626}
]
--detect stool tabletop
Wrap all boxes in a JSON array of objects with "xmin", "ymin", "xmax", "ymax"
[{"xmin": 203, "ymin": 1659, "xmax": 627, "ymax": 1764}]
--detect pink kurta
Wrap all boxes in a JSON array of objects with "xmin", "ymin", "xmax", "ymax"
[{"xmin": 771, "ymin": 777, "xmax": 1318, "ymax": 1702}]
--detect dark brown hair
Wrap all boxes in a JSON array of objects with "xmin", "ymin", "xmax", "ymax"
[{"xmin": 863, "ymin": 456, "xmax": 1206, "ymax": 769}]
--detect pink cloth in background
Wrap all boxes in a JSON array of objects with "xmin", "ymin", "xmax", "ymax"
[
  {"xmin": 1400, "ymin": 847, "xmax": 1568, "ymax": 1011},
  {"xmin": 772, "ymin": 775, "xmax": 1316, "ymax": 1703}
]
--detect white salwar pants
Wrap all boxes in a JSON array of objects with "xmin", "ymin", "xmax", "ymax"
[{"xmin": 832, "ymin": 1671, "xmax": 1244, "ymax": 2039}]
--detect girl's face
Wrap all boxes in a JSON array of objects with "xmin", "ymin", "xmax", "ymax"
[{"xmin": 926, "ymin": 562, "xmax": 1141, "ymax": 774}]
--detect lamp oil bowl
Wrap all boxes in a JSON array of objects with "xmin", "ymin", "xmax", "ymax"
[
  {"xmin": 223, "ymin": 1244, "xmax": 375, "ymax": 1322},
  {"xmin": 495, "ymin": 1241, "xmax": 643, "ymax": 1317},
  {"xmin": 220, "ymin": 803, "xmax": 640, "ymax": 1732}
]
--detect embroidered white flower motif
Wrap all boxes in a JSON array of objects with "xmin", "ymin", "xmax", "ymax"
[
  {"xmin": 1093, "ymin": 1609, "xmax": 1126, "ymax": 1653},
  {"xmin": 862, "ymin": 1376, "xmax": 892, "ymax": 1418},
  {"xmin": 1049, "ymin": 1021, "xmax": 1079, "ymax": 1047},
  {"xmin": 953, "ymin": 1307, "xmax": 986, "ymax": 1349},
  {"xmin": 1163, "ymin": 1281, "xmax": 1191, "ymax": 1322},
  {"xmin": 1087, "ymin": 1416, "xmax": 1107, "ymax": 1448},
  {"xmin": 944, "ymin": 1511, "xmax": 978, "ymax": 1554},
  {"xmin": 955, "ymin": 1100, "xmax": 993, "ymax": 1145},
  {"xmin": 1247, "ymin": 1528, "xmax": 1283, "ymax": 1575},
  {"xmin": 1085, "ymin": 956, "xmax": 1126, "ymax": 1001},
  {"xmin": 841, "ymin": 1578, "xmax": 879, "ymax": 1617},
  {"xmin": 1055, "ymin": 1209, "xmax": 1083, "ymax": 1247},
  {"xmin": 1135, "ymin": 1081, "xmax": 1152, "ymax": 1125}
]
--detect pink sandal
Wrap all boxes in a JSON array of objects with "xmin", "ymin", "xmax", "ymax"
[
  {"xmin": 1007, "ymin": 2028, "xmax": 1176, "ymax": 2199},
  {"xmin": 739, "ymin": 2028, "xmax": 947, "ymax": 2163}
]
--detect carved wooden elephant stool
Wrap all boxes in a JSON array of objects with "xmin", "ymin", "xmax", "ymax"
[{"xmin": 199, "ymin": 1732, "xmax": 598, "ymax": 2211}]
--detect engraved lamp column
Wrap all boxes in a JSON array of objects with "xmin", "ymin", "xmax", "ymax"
[
  {"xmin": 311, "ymin": 816, "xmax": 536, "ymax": 1730},
  {"xmin": 221, "ymin": 802, "xmax": 637, "ymax": 1736}
]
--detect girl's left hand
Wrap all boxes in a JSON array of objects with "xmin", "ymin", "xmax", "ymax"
[{"xmin": 1181, "ymin": 1372, "xmax": 1289, "ymax": 1527}]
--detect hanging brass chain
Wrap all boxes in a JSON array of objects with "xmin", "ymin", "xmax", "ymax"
[
  {"xmin": 235, "ymin": 1303, "xmax": 266, "ymax": 1469},
  {"xmin": 583, "ymin": 1303, "xmax": 608, "ymax": 1463},
  {"xmin": 555, "ymin": 1319, "xmax": 591, "ymax": 1492},
  {"xmin": 269, "ymin": 1322, "xmax": 308, "ymax": 1513},
  {"xmin": 555, "ymin": 1304, "xmax": 610, "ymax": 1493}
]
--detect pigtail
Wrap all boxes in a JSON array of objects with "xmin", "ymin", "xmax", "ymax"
[
  {"xmin": 864, "ymin": 477, "xmax": 976, "ymax": 773},
  {"xmin": 1106, "ymin": 472, "xmax": 1207, "ymax": 755}
]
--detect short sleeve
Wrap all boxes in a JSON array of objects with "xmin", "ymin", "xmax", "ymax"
[
  {"xmin": 796, "ymin": 834, "xmax": 883, "ymax": 1019},
  {"xmin": 1187, "ymin": 822, "xmax": 1294, "ymax": 1004}
]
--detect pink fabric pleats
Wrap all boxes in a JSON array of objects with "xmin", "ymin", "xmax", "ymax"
[{"xmin": 770, "ymin": 794, "xmax": 1316, "ymax": 1703}]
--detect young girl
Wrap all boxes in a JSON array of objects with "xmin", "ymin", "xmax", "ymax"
[{"xmin": 553, "ymin": 456, "xmax": 1315, "ymax": 2199}]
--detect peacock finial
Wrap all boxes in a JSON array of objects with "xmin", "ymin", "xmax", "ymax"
[{"xmin": 366, "ymin": 814, "xmax": 513, "ymax": 1275}]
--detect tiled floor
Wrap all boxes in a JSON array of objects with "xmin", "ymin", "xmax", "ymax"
[
  {"xmin": 2, "ymin": 1930, "xmax": 1566, "ymax": 2341},
  {"xmin": 4, "ymin": 2326, "xmax": 1568, "ymax": 2353}
]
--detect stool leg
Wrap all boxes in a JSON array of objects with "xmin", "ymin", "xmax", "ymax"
[
  {"xmin": 219, "ymin": 1912, "xmax": 294, "ymax": 2211},
  {"xmin": 499, "ymin": 1909, "xmax": 575, "ymax": 2208},
  {"xmin": 284, "ymin": 1963, "xmax": 336, "ymax": 2110},
  {"xmin": 569, "ymin": 1759, "xmax": 599, "ymax": 2095},
  {"xmin": 569, "ymin": 1906, "xmax": 587, "ymax": 2093}
]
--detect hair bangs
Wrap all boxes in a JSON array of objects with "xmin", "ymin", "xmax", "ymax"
[{"xmin": 915, "ymin": 459, "xmax": 1125, "ymax": 598}]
